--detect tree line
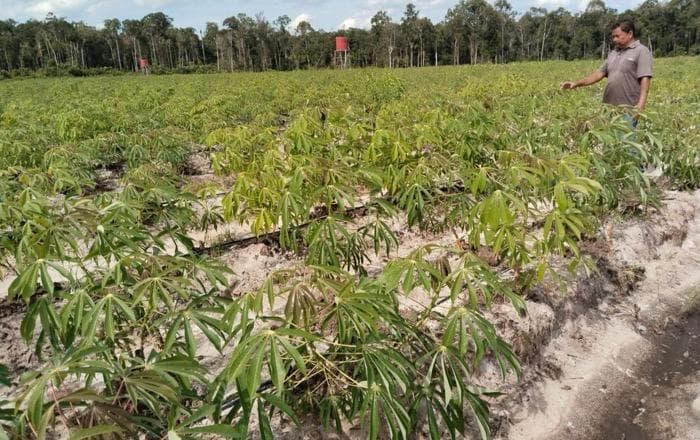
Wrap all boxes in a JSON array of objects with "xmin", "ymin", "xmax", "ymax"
[{"xmin": 0, "ymin": 0, "xmax": 697, "ymax": 76}]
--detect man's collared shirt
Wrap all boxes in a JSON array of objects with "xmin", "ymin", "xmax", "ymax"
[{"xmin": 598, "ymin": 40, "xmax": 653, "ymax": 106}]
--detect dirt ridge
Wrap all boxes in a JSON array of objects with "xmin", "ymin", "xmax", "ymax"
[{"xmin": 496, "ymin": 189, "xmax": 700, "ymax": 440}]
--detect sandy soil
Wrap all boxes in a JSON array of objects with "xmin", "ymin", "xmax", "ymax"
[{"xmin": 496, "ymin": 190, "xmax": 700, "ymax": 440}]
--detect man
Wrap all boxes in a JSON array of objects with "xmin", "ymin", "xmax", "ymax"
[{"xmin": 561, "ymin": 19, "xmax": 652, "ymax": 117}]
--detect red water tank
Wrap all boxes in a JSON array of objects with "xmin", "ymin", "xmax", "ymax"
[{"xmin": 335, "ymin": 36, "xmax": 349, "ymax": 52}]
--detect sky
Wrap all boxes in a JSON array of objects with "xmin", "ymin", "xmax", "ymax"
[{"xmin": 1, "ymin": 0, "xmax": 645, "ymax": 33}]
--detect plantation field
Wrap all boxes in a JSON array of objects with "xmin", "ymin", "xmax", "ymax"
[{"xmin": 0, "ymin": 57, "xmax": 699, "ymax": 439}]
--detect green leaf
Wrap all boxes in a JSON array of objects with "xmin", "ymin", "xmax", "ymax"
[
  {"xmin": 164, "ymin": 315, "xmax": 182, "ymax": 352},
  {"xmin": 182, "ymin": 425, "xmax": 240, "ymax": 437},
  {"xmin": 56, "ymin": 388, "xmax": 108, "ymax": 404},
  {"xmin": 20, "ymin": 301, "xmax": 40, "ymax": 343},
  {"xmin": 26, "ymin": 375, "xmax": 50, "ymax": 429},
  {"xmin": 177, "ymin": 403, "xmax": 216, "ymax": 427},
  {"xmin": 190, "ymin": 315, "xmax": 222, "ymax": 352},
  {"xmin": 0, "ymin": 364, "xmax": 10, "ymax": 387},
  {"xmin": 39, "ymin": 263, "xmax": 53, "ymax": 296},
  {"xmin": 246, "ymin": 341, "xmax": 266, "ymax": 397},
  {"xmin": 260, "ymin": 393, "xmax": 300, "ymax": 425},
  {"xmin": 152, "ymin": 356, "xmax": 206, "ymax": 383},
  {"xmin": 277, "ymin": 336, "xmax": 307, "ymax": 375},
  {"xmin": 36, "ymin": 401, "xmax": 55, "ymax": 440},
  {"xmin": 8, "ymin": 263, "xmax": 39, "ymax": 302},
  {"xmin": 111, "ymin": 294, "xmax": 136, "ymax": 321},
  {"xmin": 104, "ymin": 298, "xmax": 114, "ymax": 341},
  {"xmin": 427, "ymin": 404, "xmax": 440, "ymax": 440},
  {"xmin": 124, "ymin": 371, "xmax": 179, "ymax": 403},
  {"xmin": 184, "ymin": 320, "xmax": 196, "ymax": 359},
  {"xmin": 258, "ymin": 402, "xmax": 274, "ymax": 440},
  {"xmin": 268, "ymin": 338, "xmax": 284, "ymax": 396},
  {"xmin": 70, "ymin": 425, "xmax": 123, "ymax": 440},
  {"xmin": 369, "ymin": 394, "xmax": 379, "ymax": 440},
  {"xmin": 442, "ymin": 356, "xmax": 453, "ymax": 405}
]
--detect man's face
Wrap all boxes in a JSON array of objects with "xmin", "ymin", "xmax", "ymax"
[{"xmin": 611, "ymin": 27, "xmax": 634, "ymax": 49}]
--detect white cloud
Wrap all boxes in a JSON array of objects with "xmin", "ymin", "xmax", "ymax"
[
  {"xmin": 364, "ymin": 0, "xmax": 447, "ymax": 10},
  {"xmin": 0, "ymin": 0, "xmax": 112, "ymax": 21},
  {"xmin": 578, "ymin": 0, "xmax": 592, "ymax": 10},
  {"xmin": 533, "ymin": 0, "xmax": 573, "ymax": 9},
  {"xmin": 0, "ymin": 0, "xmax": 184, "ymax": 21},
  {"xmin": 290, "ymin": 12, "xmax": 311, "ymax": 29},
  {"xmin": 419, "ymin": 0, "xmax": 449, "ymax": 7},
  {"xmin": 338, "ymin": 17, "xmax": 356, "ymax": 29},
  {"xmin": 337, "ymin": 13, "xmax": 374, "ymax": 30},
  {"xmin": 132, "ymin": 0, "xmax": 181, "ymax": 7},
  {"xmin": 85, "ymin": 1, "xmax": 112, "ymax": 16},
  {"xmin": 26, "ymin": 0, "xmax": 91, "ymax": 16}
]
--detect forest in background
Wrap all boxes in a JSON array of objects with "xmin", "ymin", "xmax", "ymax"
[{"xmin": 0, "ymin": 0, "xmax": 697, "ymax": 77}]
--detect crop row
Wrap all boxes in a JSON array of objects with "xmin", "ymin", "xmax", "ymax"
[{"xmin": 0, "ymin": 59, "xmax": 698, "ymax": 439}]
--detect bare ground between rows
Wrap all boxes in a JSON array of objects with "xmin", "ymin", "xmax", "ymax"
[{"xmin": 494, "ymin": 189, "xmax": 700, "ymax": 440}]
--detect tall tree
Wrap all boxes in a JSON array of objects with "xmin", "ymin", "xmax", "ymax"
[
  {"xmin": 401, "ymin": 3, "xmax": 420, "ymax": 67},
  {"xmin": 272, "ymin": 15, "xmax": 291, "ymax": 70},
  {"xmin": 371, "ymin": 10, "xmax": 395, "ymax": 67},
  {"xmin": 141, "ymin": 12, "xmax": 173, "ymax": 66},
  {"xmin": 0, "ymin": 20, "xmax": 18, "ymax": 70},
  {"xmin": 203, "ymin": 22, "xmax": 219, "ymax": 70},
  {"xmin": 494, "ymin": 0, "xmax": 515, "ymax": 63},
  {"xmin": 103, "ymin": 19, "xmax": 123, "ymax": 69},
  {"xmin": 0, "ymin": 2, "xmax": 696, "ymax": 75},
  {"xmin": 122, "ymin": 19, "xmax": 143, "ymax": 70},
  {"xmin": 447, "ymin": 0, "xmax": 497, "ymax": 64}
]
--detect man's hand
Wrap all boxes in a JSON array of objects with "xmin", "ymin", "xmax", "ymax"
[
  {"xmin": 560, "ymin": 81, "xmax": 576, "ymax": 90},
  {"xmin": 636, "ymin": 77, "xmax": 651, "ymax": 110},
  {"xmin": 632, "ymin": 105, "xmax": 644, "ymax": 121},
  {"xmin": 560, "ymin": 72, "xmax": 604, "ymax": 90}
]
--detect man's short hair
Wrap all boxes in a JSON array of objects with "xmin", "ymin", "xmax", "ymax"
[{"xmin": 612, "ymin": 19, "xmax": 637, "ymax": 37}]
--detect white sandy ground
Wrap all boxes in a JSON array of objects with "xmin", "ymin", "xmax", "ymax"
[{"xmin": 497, "ymin": 189, "xmax": 700, "ymax": 440}]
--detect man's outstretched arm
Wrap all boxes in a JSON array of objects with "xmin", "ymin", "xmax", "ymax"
[
  {"xmin": 561, "ymin": 71, "xmax": 606, "ymax": 90},
  {"xmin": 636, "ymin": 76, "xmax": 651, "ymax": 110}
]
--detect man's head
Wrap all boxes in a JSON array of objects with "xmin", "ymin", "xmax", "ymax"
[{"xmin": 611, "ymin": 19, "xmax": 636, "ymax": 49}]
